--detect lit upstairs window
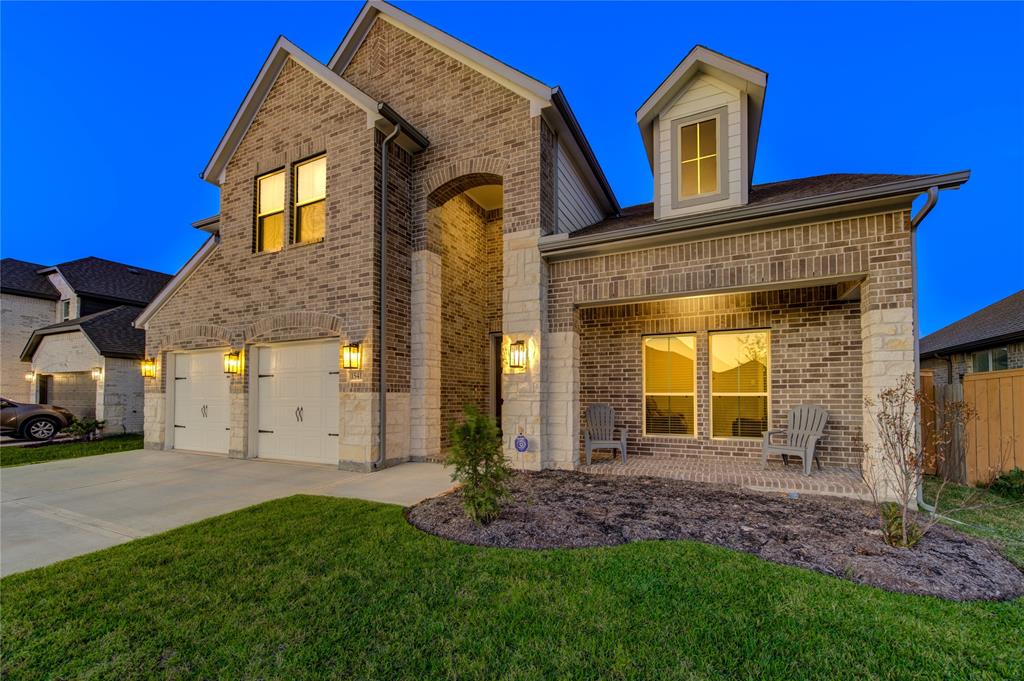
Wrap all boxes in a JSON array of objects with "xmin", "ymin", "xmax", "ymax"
[
  {"xmin": 679, "ymin": 118, "xmax": 718, "ymax": 198},
  {"xmin": 294, "ymin": 155, "xmax": 326, "ymax": 244},
  {"xmin": 256, "ymin": 170, "xmax": 285, "ymax": 253}
]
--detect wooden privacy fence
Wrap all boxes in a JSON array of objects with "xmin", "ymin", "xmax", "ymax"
[{"xmin": 923, "ymin": 368, "xmax": 1024, "ymax": 485}]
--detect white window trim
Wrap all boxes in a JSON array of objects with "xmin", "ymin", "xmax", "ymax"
[
  {"xmin": 709, "ymin": 329, "xmax": 771, "ymax": 441},
  {"xmin": 670, "ymin": 105, "xmax": 730, "ymax": 210},
  {"xmin": 255, "ymin": 168, "xmax": 286, "ymax": 253},
  {"xmin": 293, "ymin": 154, "xmax": 327, "ymax": 245},
  {"xmin": 59, "ymin": 299, "xmax": 72, "ymax": 321},
  {"xmin": 641, "ymin": 333, "xmax": 697, "ymax": 438}
]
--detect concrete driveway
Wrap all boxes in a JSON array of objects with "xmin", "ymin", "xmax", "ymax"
[{"xmin": 1, "ymin": 450, "xmax": 453, "ymax": 576}]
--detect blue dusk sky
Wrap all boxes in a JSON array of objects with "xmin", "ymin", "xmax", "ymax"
[{"xmin": 2, "ymin": 1, "xmax": 1021, "ymax": 334}]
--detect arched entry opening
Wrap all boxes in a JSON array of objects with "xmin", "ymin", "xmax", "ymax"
[{"xmin": 426, "ymin": 172, "xmax": 504, "ymax": 452}]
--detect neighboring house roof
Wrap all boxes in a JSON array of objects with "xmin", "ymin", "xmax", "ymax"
[
  {"xmin": 540, "ymin": 171, "xmax": 970, "ymax": 258},
  {"xmin": 21, "ymin": 305, "xmax": 146, "ymax": 361},
  {"xmin": 201, "ymin": 36, "xmax": 428, "ymax": 186},
  {"xmin": 0, "ymin": 258, "xmax": 59, "ymax": 300},
  {"xmin": 48, "ymin": 257, "xmax": 173, "ymax": 306},
  {"xmin": 327, "ymin": 0, "xmax": 619, "ymax": 215},
  {"xmin": 635, "ymin": 45, "xmax": 768, "ymax": 173},
  {"xmin": 920, "ymin": 290, "xmax": 1024, "ymax": 358}
]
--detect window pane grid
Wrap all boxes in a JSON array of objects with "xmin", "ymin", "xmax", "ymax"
[{"xmin": 679, "ymin": 118, "xmax": 717, "ymax": 198}]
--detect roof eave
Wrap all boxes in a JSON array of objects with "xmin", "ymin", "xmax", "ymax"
[
  {"xmin": 920, "ymin": 330, "xmax": 1024, "ymax": 358},
  {"xmin": 539, "ymin": 170, "xmax": 970, "ymax": 260}
]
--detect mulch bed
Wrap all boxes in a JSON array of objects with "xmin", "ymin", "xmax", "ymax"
[{"xmin": 407, "ymin": 470, "xmax": 1024, "ymax": 601}]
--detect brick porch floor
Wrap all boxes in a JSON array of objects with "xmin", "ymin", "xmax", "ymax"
[{"xmin": 578, "ymin": 457, "xmax": 871, "ymax": 500}]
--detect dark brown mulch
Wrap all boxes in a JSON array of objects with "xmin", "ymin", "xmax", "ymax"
[{"xmin": 407, "ymin": 470, "xmax": 1024, "ymax": 601}]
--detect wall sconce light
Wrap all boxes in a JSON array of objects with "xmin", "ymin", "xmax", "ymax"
[
  {"xmin": 25, "ymin": 371, "xmax": 36, "ymax": 382},
  {"xmin": 341, "ymin": 343, "xmax": 361, "ymax": 370},
  {"xmin": 140, "ymin": 358, "xmax": 157, "ymax": 378},
  {"xmin": 509, "ymin": 340, "xmax": 527, "ymax": 370},
  {"xmin": 223, "ymin": 351, "xmax": 242, "ymax": 375},
  {"xmin": 91, "ymin": 366, "xmax": 102, "ymax": 380}
]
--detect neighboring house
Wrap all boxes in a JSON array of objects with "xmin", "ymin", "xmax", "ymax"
[
  {"xmin": 134, "ymin": 0, "xmax": 968, "ymax": 496},
  {"xmin": 1, "ymin": 257, "xmax": 171, "ymax": 434},
  {"xmin": 920, "ymin": 290, "xmax": 1024, "ymax": 386}
]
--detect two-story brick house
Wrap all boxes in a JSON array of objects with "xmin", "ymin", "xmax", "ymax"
[{"xmin": 135, "ymin": 1, "xmax": 967, "ymax": 496}]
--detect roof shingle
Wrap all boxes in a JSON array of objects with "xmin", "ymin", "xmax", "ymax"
[
  {"xmin": 54, "ymin": 257, "xmax": 172, "ymax": 305},
  {"xmin": 0, "ymin": 258, "xmax": 59, "ymax": 300},
  {"xmin": 21, "ymin": 306, "xmax": 146, "ymax": 360},
  {"xmin": 920, "ymin": 290, "xmax": 1024, "ymax": 356}
]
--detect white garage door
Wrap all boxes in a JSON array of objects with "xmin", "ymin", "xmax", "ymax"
[
  {"xmin": 172, "ymin": 350, "xmax": 230, "ymax": 454},
  {"xmin": 256, "ymin": 340, "xmax": 340, "ymax": 465}
]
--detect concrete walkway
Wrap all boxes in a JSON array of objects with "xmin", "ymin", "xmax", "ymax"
[{"xmin": 1, "ymin": 450, "xmax": 453, "ymax": 576}]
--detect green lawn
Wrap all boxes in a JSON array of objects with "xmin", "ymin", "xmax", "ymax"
[
  {"xmin": 924, "ymin": 477, "xmax": 1024, "ymax": 568},
  {"xmin": 0, "ymin": 434, "xmax": 143, "ymax": 468},
  {"xmin": 3, "ymin": 496, "xmax": 1022, "ymax": 680}
]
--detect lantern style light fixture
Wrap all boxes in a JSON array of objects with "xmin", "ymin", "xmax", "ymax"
[
  {"xmin": 24, "ymin": 370, "xmax": 36, "ymax": 382},
  {"xmin": 223, "ymin": 351, "xmax": 242, "ymax": 375},
  {"xmin": 91, "ymin": 366, "xmax": 102, "ymax": 380},
  {"xmin": 140, "ymin": 358, "xmax": 157, "ymax": 378},
  {"xmin": 341, "ymin": 343, "xmax": 361, "ymax": 370},
  {"xmin": 509, "ymin": 340, "xmax": 527, "ymax": 370}
]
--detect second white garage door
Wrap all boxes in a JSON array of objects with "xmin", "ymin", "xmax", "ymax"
[{"xmin": 256, "ymin": 340, "xmax": 340, "ymax": 465}]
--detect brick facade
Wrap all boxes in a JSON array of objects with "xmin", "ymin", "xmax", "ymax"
[
  {"xmin": 579, "ymin": 287, "xmax": 862, "ymax": 467},
  {"xmin": 1, "ymin": 293, "xmax": 55, "ymax": 402}
]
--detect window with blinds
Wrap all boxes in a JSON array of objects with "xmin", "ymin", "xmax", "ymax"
[
  {"xmin": 256, "ymin": 169, "xmax": 285, "ymax": 253},
  {"xmin": 294, "ymin": 155, "xmax": 326, "ymax": 244},
  {"xmin": 710, "ymin": 331, "xmax": 770, "ymax": 438},
  {"xmin": 643, "ymin": 335, "xmax": 696, "ymax": 436}
]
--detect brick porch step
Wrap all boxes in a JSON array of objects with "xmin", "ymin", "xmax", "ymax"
[{"xmin": 578, "ymin": 457, "xmax": 872, "ymax": 500}]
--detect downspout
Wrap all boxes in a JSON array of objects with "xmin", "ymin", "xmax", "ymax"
[
  {"xmin": 376, "ymin": 124, "xmax": 401, "ymax": 470},
  {"xmin": 911, "ymin": 187, "xmax": 939, "ymax": 512}
]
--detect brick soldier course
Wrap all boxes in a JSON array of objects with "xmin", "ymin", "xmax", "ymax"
[{"xmin": 134, "ymin": 1, "xmax": 969, "ymax": 499}]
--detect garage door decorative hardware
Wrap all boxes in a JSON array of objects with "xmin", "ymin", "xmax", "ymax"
[
  {"xmin": 175, "ymin": 376, "xmax": 187, "ymax": 381},
  {"xmin": 328, "ymin": 433, "xmax": 339, "ymax": 437},
  {"xmin": 258, "ymin": 429, "xmax": 274, "ymax": 434},
  {"xmin": 201, "ymin": 405, "xmax": 210, "ymax": 418},
  {"xmin": 258, "ymin": 373, "xmax": 274, "ymax": 378},
  {"xmin": 294, "ymin": 406, "xmax": 305, "ymax": 422},
  {"xmin": 174, "ymin": 425, "xmax": 186, "ymax": 429}
]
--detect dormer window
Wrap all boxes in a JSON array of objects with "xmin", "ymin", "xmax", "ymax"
[
  {"xmin": 679, "ymin": 118, "xmax": 717, "ymax": 197},
  {"xmin": 671, "ymin": 106, "xmax": 728, "ymax": 207}
]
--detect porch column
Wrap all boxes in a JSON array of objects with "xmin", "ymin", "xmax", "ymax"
[
  {"xmin": 860, "ymin": 280, "xmax": 917, "ymax": 502},
  {"xmin": 410, "ymin": 250, "xmax": 442, "ymax": 460},
  {"xmin": 502, "ymin": 228, "xmax": 545, "ymax": 470},
  {"xmin": 543, "ymin": 327, "xmax": 579, "ymax": 469}
]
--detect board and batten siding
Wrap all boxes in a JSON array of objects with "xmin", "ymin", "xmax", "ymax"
[
  {"xmin": 656, "ymin": 72, "xmax": 744, "ymax": 220},
  {"xmin": 555, "ymin": 140, "xmax": 604, "ymax": 233}
]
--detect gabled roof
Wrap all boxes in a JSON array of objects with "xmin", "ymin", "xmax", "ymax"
[
  {"xmin": 0, "ymin": 258, "xmax": 59, "ymax": 300},
  {"xmin": 201, "ymin": 36, "xmax": 428, "ymax": 185},
  {"xmin": 49, "ymin": 257, "xmax": 172, "ymax": 306},
  {"xmin": 21, "ymin": 305, "xmax": 146, "ymax": 361},
  {"xmin": 327, "ymin": 1, "xmax": 618, "ymax": 215},
  {"xmin": 920, "ymin": 290, "xmax": 1024, "ymax": 357},
  {"xmin": 636, "ymin": 45, "xmax": 767, "ymax": 173}
]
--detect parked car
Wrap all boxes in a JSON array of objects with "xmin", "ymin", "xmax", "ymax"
[{"xmin": 0, "ymin": 398, "xmax": 74, "ymax": 441}]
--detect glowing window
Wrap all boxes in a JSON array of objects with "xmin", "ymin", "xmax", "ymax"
[
  {"xmin": 643, "ymin": 335, "xmax": 696, "ymax": 436},
  {"xmin": 256, "ymin": 170, "xmax": 285, "ymax": 253},
  {"xmin": 710, "ymin": 331, "xmax": 770, "ymax": 438},
  {"xmin": 679, "ymin": 118, "xmax": 718, "ymax": 198},
  {"xmin": 294, "ymin": 155, "xmax": 326, "ymax": 244}
]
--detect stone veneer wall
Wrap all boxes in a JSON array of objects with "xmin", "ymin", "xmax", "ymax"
[
  {"xmin": 578, "ymin": 287, "xmax": 862, "ymax": 467},
  {"xmin": 438, "ymin": 194, "xmax": 502, "ymax": 449}
]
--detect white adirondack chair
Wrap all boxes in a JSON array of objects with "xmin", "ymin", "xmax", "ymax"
[
  {"xmin": 584, "ymin": 404, "xmax": 628, "ymax": 465},
  {"xmin": 761, "ymin": 405, "xmax": 828, "ymax": 475}
]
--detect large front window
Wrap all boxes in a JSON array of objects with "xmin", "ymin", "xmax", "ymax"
[
  {"xmin": 256, "ymin": 170, "xmax": 285, "ymax": 253},
  {"xmin": 643, "ymin": 335, "xmax": 696, "ymax": 436},
  {"xmin": 294, "ymin": 155, "xmax": 326, "ymax": 244},
  {"xmin": 679, "ymin": 117, "xmax": 718, "ymax": 198},
  {"xmin": 710, "ymin": 331, "xmax": 769, "ymax": 438}
]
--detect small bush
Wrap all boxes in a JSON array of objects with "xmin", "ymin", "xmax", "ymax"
[
  {"xmin": 447, "ymin": 405, "xmax": 512, "ymax": 524},
  {"xmin": 988, "ymin": 468, "xmax": 1024, "ymax": 500},
  {"xmin": 880, "ymin": 502, "xmax": 922, "ymax": 548},
  {"xmin": 61, "ymin": 418, "xmax": 106, "ymax": 441}
]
